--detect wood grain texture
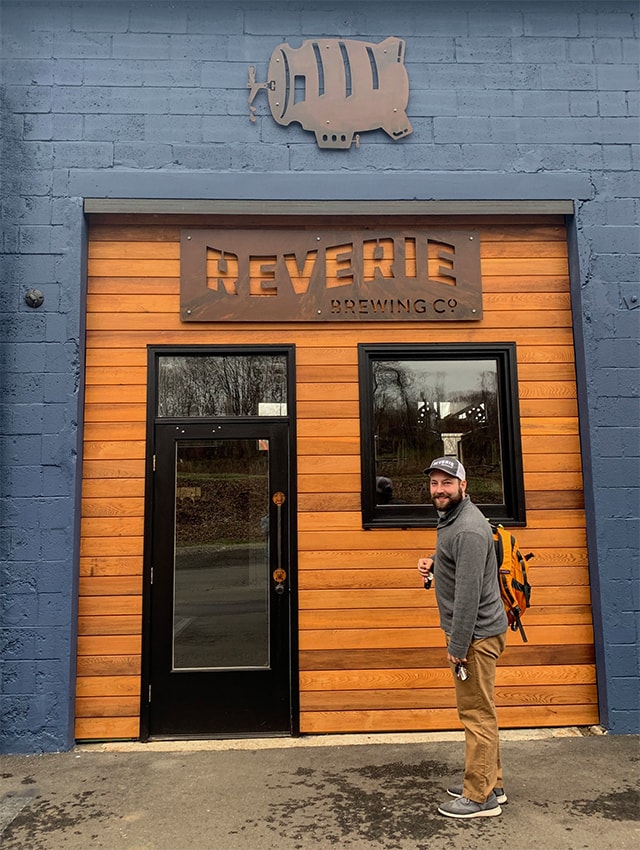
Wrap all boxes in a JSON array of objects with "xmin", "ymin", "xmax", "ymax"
[
  {"xmin": 299, "ymin": 704, "xmax": 600, "ymax": 734},
  {"xmin": 77, "ymin": 215, "xmax": 598, "ymax": 740}
]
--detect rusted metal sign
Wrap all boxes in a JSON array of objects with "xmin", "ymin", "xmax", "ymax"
[
  {"xmin": 248, "ymin": 37, "xmax": 412, "ymax": 149},
  {"xmin": 180, "ymin": 229, "xmax": 482, "ymax": 322}
]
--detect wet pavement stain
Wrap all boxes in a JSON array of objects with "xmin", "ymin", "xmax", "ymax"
[
  {"xmin": 1, "ymin": 789, "xmax": 110, "ymax": 850},
  {"xmin": 238, "ymin": 759, "xmax": 504, "ymax": 849},
  {"xmin": 572, "ymin": 787, "xmax": 640, "ymax": 822}
]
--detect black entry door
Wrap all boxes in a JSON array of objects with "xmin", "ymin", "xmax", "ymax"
[{"xmin": 148, "ymin": 420, "xmax": 292, "ymax": 737}]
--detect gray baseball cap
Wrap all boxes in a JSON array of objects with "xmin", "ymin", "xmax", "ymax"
[{"xmin": 424, "ymin": 456, "xmax": 466, "ymax": 480}]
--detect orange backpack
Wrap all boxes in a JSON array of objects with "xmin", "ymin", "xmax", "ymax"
[{"xmin": 491, "ymin": 523, "xmax": 534, "ymax": 642}]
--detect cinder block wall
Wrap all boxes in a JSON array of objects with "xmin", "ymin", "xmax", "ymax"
[{"xmin": 1, "ymin": 0, "xmax": 638, "ymax": 752}]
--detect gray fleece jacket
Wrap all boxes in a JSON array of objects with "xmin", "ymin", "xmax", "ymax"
[{"xmin": 433, "ymin": 495, "xmax": 508, "ymax": 659}]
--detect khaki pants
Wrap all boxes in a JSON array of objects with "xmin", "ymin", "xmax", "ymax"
[{"xmin": 450, "ymin": 632, "xmax": 507, "ymax": 803}]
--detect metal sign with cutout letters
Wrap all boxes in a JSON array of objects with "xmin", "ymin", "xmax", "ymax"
[
  {"xmin": 180, "ymin": 229, "xmax": 482, "ymax": 323},
  {"xmin": 248, "ymin": 37, "xmax": 412, "ymax": 149}
]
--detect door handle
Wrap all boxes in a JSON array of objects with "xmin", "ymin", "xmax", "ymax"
[{"xmin": 272, "ymin": 491, "xmax": 286, "ymax": 593}]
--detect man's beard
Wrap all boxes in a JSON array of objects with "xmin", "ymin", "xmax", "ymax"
[{"xmin": 431, "ymin": 487, "xmax": 464, "ymax": 512}]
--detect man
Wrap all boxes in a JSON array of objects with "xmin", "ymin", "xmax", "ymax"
[{"xmin": 417, "ymin": 456, "xmax": 508, "ymax": 819}]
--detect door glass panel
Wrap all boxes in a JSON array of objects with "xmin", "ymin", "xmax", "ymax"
[
  {"xmin": 158, "ymin": 355, "xmax": 288, "ymax": 417},
  {"xmin": 173, "ymin": 439, "xmax": 270, "ymax": 670}
]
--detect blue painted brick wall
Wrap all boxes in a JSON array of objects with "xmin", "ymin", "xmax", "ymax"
[{"xmin": 1, "ymin": 0, "xmax": 638, "ymax": 752}]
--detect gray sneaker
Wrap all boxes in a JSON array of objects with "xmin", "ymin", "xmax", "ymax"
[
  {"xmin": 447, "ymin": 784, "xmax": 507, "ymax": 804},
  {"xmin": 438, "ymin": 792, "xmax": 502, "ymax": 819}
]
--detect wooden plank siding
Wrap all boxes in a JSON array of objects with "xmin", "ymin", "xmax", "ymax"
[{"xmin": 75, "ymin": 215, "xmax": 599, "ymax": 741}]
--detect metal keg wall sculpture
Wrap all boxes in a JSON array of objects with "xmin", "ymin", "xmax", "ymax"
[{"xmin": 248, "ymin": 37, "xmax": 413, "ymax": 149}]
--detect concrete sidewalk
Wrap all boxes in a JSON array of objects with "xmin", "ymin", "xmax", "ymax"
[{"xmin": 1, "ymin": 727, "xmax": 638, "ymax": 850}]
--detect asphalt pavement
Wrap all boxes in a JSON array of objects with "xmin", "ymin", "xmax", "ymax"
[{"xmin": 1, "ymin": 727, "xmax": 638, "ymax": 850}]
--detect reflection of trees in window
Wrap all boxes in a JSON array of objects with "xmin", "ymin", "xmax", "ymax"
[
  {"xmin": 175, "ymin": 440, "xmax": 269, "ymax": 547},
  {"xmin": 373, "ymin": 361, "xmax": 418, "ymax": 468},
  {"xmin": 158, "ymin": 356, "xmax": 287, "ymax": 417},
  {"xmin": 373, "ymin": 359, "xmax": 503, "ymax": 504}
]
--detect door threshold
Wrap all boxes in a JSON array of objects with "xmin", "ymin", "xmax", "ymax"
[{"xmin": 148, "ymin": 731, "xmax": 294, "ymax": 742}]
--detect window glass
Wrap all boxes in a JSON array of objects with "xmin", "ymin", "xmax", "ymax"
[
  {"xmin": 373, "ymin": 359, "xmax": 502, "ymax": 506},
  {"xmin": 360, "ymin": 344, "xmax": 524, "ymax": 527},
  {"xmin": 157, "ymin": 355, "xmax": 287, "ymax": 418}
]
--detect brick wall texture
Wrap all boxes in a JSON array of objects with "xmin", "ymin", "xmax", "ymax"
[{"xmin": 1, "ymin": 0, "xmax": 638, "ymax": 751}]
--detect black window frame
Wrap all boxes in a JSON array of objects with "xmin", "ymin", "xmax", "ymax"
[{"xmin": 358, "ymin": 342, "xmax": 526, "ymax": 528}]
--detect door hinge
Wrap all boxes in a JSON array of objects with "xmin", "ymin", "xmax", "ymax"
[
  {"xmin": 150, "ymin": 566, "xmax": 154, "ymax": 584},
  {"xmin": 148, "ymin": 685, "xmax": 152, "ymax": 703},
  {"xmin": 152, "ymin": 454, "xmax": 156, "ymax": 472}
]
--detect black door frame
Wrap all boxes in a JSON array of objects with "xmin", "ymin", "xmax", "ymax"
[{"xmin": 139, "ymin": 344, "xmax": 298, "ymax": 740}]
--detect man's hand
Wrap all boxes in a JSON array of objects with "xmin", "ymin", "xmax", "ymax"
[
  {"xmin": 417, "ymin": 557, "xmax": 434, "ymax": 579},
  {"xmin": 447, "ymin": 652, "xmax": 468, "ymax": 665}
]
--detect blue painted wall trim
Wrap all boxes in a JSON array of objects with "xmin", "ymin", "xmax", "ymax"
[
  {"xmin": 566, "ymin": 215, "xmax": 610, "ymax": 729},
  {"xmin": 65, "ymin": 211, "xmax": 89, "ymax": 747}
]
